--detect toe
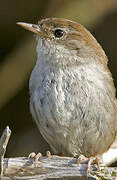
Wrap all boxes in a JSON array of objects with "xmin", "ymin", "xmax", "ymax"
[
  {"xmin": 28, "ymin": 152, "xmax": 36, "ymax": 159},
  {"xmin": 46, "ymin": 151, "xmax": 51, "ymax": 158},
  {"xmin": 77, "ymin": 154, "xmax": 88, "ymax": 164},
  {"xmin": 34, "ymin": 152, "xmax": 42, "ymax": 162}
]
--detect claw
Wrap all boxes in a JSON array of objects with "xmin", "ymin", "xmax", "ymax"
[
  {"xmin": 34, "ymin": 152, "xmax": 42, "ymax": 161},
  {"xmin": 46, "ymin": 150, "xmax": 51, "ymax": 158},
  {"xmin": 88, "ymin": 156, "xmax": 99, "ymax": 167},
  {"xmin": 77, "ymin": 154, "xmax": 88, "ymax": 164},
  {"xmin": 77, "ymin": 154, "xmax": 100, "ymax": 172},
  {"xmin": 28, "ymin": 152, "xmax": 42, "ymax": 167},
  {"xmin": 28, "ymin": 152, "xmax": 36, "ymax": 159}
]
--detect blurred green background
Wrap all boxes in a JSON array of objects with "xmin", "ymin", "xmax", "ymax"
[{"xmin": 0, "ymin": 0, "xmax": 117, "ymax": 157}]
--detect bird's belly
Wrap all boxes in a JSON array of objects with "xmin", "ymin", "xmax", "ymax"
[
  {"xmin": 31, "ymin": 80, "xmax": 79, "ymax": 156},
  {"xmin": 30, "ymin": 72, "xmax": 117, "ymax": 157}
]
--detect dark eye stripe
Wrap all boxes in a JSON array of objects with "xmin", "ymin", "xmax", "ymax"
[{"xmin": 54, "ymin": 29, "xmax": 64, "ymax": 38}]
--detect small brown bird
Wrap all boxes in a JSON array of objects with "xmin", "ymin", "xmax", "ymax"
[{"xmin": 17, "ymin": 18, "xmax": 117, "ymax": 164}]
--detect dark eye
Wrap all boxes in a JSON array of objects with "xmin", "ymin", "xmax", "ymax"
[{"xmin": 54, "ymin": 29, "xmax": 64, "ymax": 38}]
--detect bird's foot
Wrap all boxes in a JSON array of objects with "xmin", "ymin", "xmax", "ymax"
[
  {"xmin": 46, "ymin": 150, "xmax": 52, "ymax": 158},
  {"xmin": 87, "ymin": 156, "xmax": 99, "ymax": 170},
  {"xmin": 28, "ymin": 151, "xmax": 52, "ymax": 167},
  {"xmin": 77, "ymin": 154, "xmax": 88, "ymax": 164},
  {"xmin": 28, "ymin": 152, "xmax": 42, "ymax": 167},
  {"xmin": 77, "ymin": 155, "xmax": 99, "ymax": 172}
]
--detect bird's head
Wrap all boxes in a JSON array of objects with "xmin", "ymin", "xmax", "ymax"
[{"xmin": 17, "ymin": 18, "xmax": 107, "ymax": 65}]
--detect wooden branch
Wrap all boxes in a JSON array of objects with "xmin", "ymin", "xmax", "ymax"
[
  {"xmin": 2, "ymin": 156, "xmax": 97, "ymax": 180},
  {"xmin": 1, "ymin": 156, "xmax": 117, "ymax": 180},
  {"xmin": 0, "ymin": 126, "xmax": 11, "ymax": 177},
  {"xmin": 0, "ymin": 127, "xmax": 117, "ymax": 180}
]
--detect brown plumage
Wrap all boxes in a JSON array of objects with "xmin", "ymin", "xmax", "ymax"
[{"xmin": 18, "ymin": 18, "xmax": 117, "ymax": 161}]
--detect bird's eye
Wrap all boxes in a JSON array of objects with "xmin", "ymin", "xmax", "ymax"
[{"xmin": 54, "ymin": 29, "xmax": 64, "ymax": 38}]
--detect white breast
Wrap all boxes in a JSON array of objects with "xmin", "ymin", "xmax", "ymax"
[{"xmin": 29, "ymin": 38, "xmax": 117, "ymax": 157}]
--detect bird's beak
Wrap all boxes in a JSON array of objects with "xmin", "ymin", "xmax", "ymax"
[{"xmin": 17, "ymin": 22, "xmax": 41, "ymax": 35}]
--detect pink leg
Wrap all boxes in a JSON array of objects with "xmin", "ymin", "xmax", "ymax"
[
  {"xmin": 87, "ymin": 156, "xmax": 100, "ymax": 171},
  {"xmin": 28, "ymin": 150, "xmax": 52, "ymax": 167},
  {"xmin": 77, "ymin": 155, "xmax": 100, "ymax": 171}
]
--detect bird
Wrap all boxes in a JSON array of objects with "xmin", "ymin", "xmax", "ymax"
[{"xmin": 17, "ymin": 18, "xmax": 117, "ymax": 165}]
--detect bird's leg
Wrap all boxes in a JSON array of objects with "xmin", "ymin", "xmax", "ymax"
[
  {"xmin": 87, "ymin": 156, "xmax": 100, "ymax": 171},
  {"xmin": 88, "ymin": 156, "xmax": 99, "ymax": 166},
  {"xmin": 77, "ymin": 155, "xmax": 100, "ymax": 171}
]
